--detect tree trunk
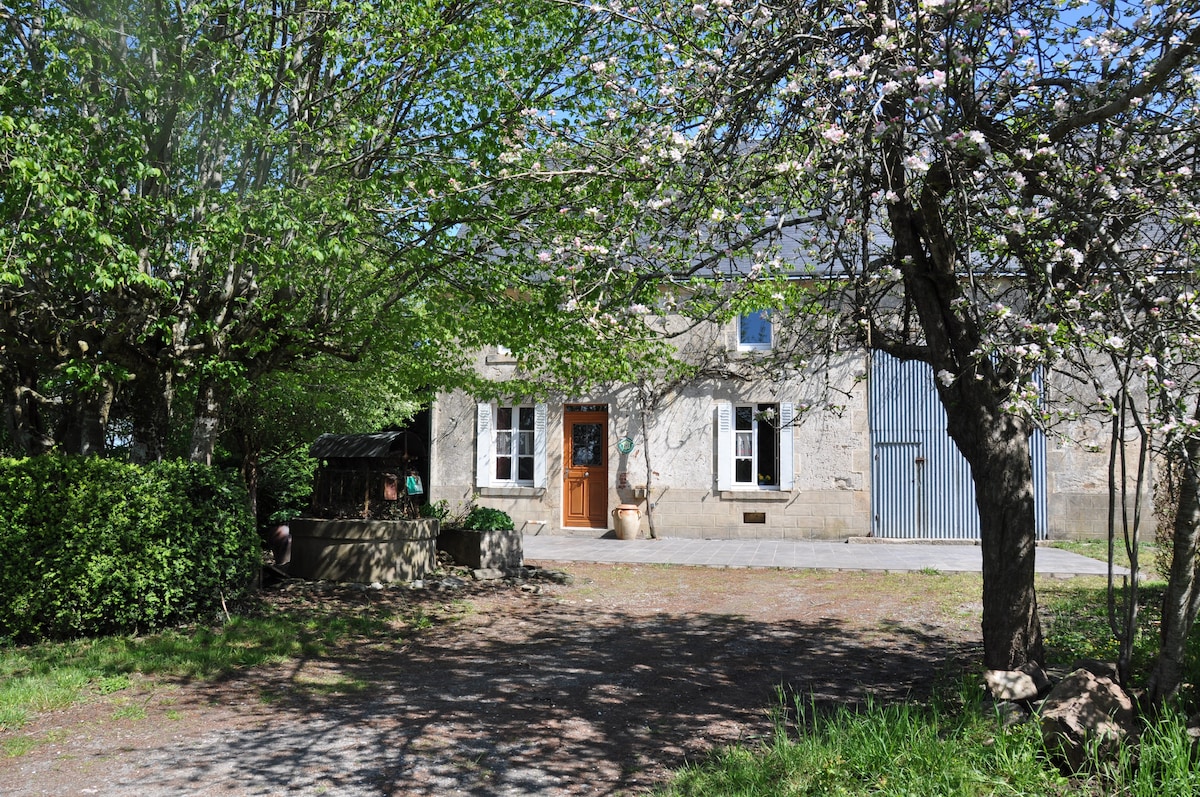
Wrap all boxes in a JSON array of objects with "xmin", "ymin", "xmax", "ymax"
[
  {"xmin": 945, "ymin": 396, "xmax": 1045, "ymax": 669},
  {"xmin": 78, "ymin": 382, "xmax": 113, "ymax": 456},
  {"xmin": 885, "ymin": 185, "xmax": 1046, "ymax": 670},
  {"xmin": 188, "ymin": 378, "xmax": 224, "ymax": 465},
  {"xmin": 241, "ymin": 445, "xmax": 261, "ymax": 525},
  {"xmin": 127, "ymin": 372, "xmax": 174, "ymax": 464},
  {"xmin": 1148, "ymin": 426, "xmax": 1200, "ymax": 704},
  {"xmin": 638, "ymin": 391, "xmax": 658, "ymax": 539},
  {"xmin": 3, "ymin": 366, "xmax": 54, "ymax": 455},
  {"xmin": 59, "ymin": 379, "xmax": 114, "ymax": 456}
]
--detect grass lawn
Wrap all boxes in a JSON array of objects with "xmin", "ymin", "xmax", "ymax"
[
  {"xmin": 1047, "ymin": 539, "xmax": 1164, "ymax": 577},
  {"xmin": 654, "ymin": 568, "xmax": 1200, "ymax": 797},
  {"xmin": 0, "ymin": 592, "xmax": 438, "ymax": 747},
  {"xmin": 653, "ymin": 680, "xmax": 1200, "ymax": 796}
]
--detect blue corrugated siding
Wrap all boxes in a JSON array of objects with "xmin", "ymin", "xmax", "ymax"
[
  {"xmin": 869, "ymin": 352, "xmax": 1047, "ymax": 540},
  {"xmin": 1032, "ymin": 420, "xmax": 1048, "ymax": 540}
]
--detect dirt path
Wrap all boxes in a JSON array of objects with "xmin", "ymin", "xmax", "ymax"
[{"xmin": 2, "ymin": 563, "xmax": 984, "ymax": 796}]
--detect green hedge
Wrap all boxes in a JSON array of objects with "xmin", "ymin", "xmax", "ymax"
[{"xmin": 0, "ymin": 456, "xmax": 258, "ymax": 642}]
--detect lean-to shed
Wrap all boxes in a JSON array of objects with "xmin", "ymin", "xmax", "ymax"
[{"xmin": 309, "ymin": 426, "xmax": 429, "ymax": 518}]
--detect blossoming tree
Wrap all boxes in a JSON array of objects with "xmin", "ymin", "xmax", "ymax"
[
  {"xmin": 1062, "ymin": 225, "xmax": 1200, "ymax": 700},
  {"xmin": 504, "ymin": 0, "xmax": 1200, "ymax": 671}
]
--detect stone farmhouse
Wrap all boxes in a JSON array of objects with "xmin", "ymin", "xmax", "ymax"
[{"xmin": 426, "ymin": 308, "xmax": 1118, "ymax": 541}]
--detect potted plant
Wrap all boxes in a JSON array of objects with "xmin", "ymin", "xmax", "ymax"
[
  {"xmin": 439, "ymin": 505, "xmax": 522, "ymax": 570},
  {"xmin": 462, "ymin": 506, "xmax": 514, "ymax": 532}
]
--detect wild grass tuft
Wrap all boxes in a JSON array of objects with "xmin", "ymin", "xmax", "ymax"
[
  {"xmin": 1119, "ymin": 709, "xmax": 1200, "ymax": 793},
  {"xmin": 658, "ymin": 683, "xmax": 1073, "ymax": 796}
]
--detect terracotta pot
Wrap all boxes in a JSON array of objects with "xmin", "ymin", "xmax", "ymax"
[{"xmin": 612, "ymin": 504, "xmax": 641, "ymax": 540}]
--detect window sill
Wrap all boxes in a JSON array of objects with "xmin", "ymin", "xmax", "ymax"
[
  {"xmin": 478, "ymin": 486, "xmax": 544, "ymax": 498},
  {"xmin": 727, "ymin": 349, "xmax": 774, "ymax": 363},
  {"xmin": 718, "ymin": 490, "xmax": 793, "ymax": 501}
]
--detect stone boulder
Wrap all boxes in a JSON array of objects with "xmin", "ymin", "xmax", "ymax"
[
  {"xmin": 1069, "ymin": 658, "xmax": 1120, "ymax": 682},
  {"xmin": 984, "ymin": 662, "xmax": 1052, "ymax": 702},
  {"xmin": 1039, "ymin": 667, "xmax": 1137, "ymax": 773}
]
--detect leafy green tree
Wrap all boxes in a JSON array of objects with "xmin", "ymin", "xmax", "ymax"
[
  {"xmin": 0, "ymin": 0, "xmax": 609, "ymax": 461},
  {"xmin": 224, "ymin": 345, "xmax": 434, "ymax": 522}
]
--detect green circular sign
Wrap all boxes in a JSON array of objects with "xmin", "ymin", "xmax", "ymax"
[{"xmin": 616, "ymin": 436, "xmax": 635, "ymax": 454}]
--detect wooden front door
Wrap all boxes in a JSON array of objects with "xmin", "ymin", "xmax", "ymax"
[{"xmin": 563, "ymin": 405, "xmax": 608, "ymax": 528}]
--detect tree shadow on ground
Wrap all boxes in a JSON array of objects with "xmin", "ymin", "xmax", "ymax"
[{"xmin": 136, "ymin": 582, "xmax": 979, "ymax": 797}]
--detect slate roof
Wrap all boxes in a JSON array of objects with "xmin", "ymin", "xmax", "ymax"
[{"xmin": 309, "ymin": 432, "xmax": 406, "ymax": 459}]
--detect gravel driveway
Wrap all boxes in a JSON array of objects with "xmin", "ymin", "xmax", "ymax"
[{"xmin": 2, "ymin": 563, "xmax": 986, "ymax": 796}]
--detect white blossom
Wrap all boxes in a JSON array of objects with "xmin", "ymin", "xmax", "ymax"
[
  {"xmin": 916, "ymin": 70, "xmax": 946, "ymax": 91},
  {"xmin": 822, "ymin": 125, "xmax": 848, "ymax": 144},
  {"xmin": 903, "ymin": 153, "xmax": 930, "ymax": 175}
]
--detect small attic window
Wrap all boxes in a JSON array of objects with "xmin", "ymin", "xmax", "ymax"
[{"xmin": 738, "ymin": 310, "xmax": 772, "ymax": 350}]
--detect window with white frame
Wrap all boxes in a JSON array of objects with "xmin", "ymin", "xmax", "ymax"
[
  {"xmin": 476, "ymin": 402, "xmax": 547, "ymax": 489},
  {"xmin": 717, "ymin": 401, "xmax": 794, "ymax": 491},
  {"xmin": 737, "ymin": 310, "xmax": 772, "ymax": 350},
  {"xmin": 735, "ymin": 404, "xmax": 780, "ymax": 485},
  {"xmin": 495, "ymin": 405, "xmax": 535, "ymax": 483}
]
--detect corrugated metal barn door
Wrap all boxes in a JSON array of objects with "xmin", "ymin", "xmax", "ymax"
[{"xmin": 869, "ymin": 352, "xmax": 1047, "ymax": 540}]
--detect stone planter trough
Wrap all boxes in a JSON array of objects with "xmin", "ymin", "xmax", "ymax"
[
  {"xmin": 289, "ymin": 518, "xmax": 439, "ymax": 583},
  {"xmin": 438, "ymin": 527, "xmax": 523, "ymax": 570}
]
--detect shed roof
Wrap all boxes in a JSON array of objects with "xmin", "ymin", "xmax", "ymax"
[{"xmin": 310, "ymin": 432, "xmax": 406, "ymax": 459}]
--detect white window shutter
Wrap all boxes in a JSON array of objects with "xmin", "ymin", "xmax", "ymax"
[
  {"xmin": 716, "ymin": 402, "xmax": 733, "ymax": 491},
  {"xmin": 778, "ymin": 402, "xmax": 795, "ymax": 490},
  {"xmin": 533, "ymin": 403, "xmax": 548, "ymax": 489},
  {"xmin": 475, "ymin": 402, "xmax": 492, "ymax": 488}
]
